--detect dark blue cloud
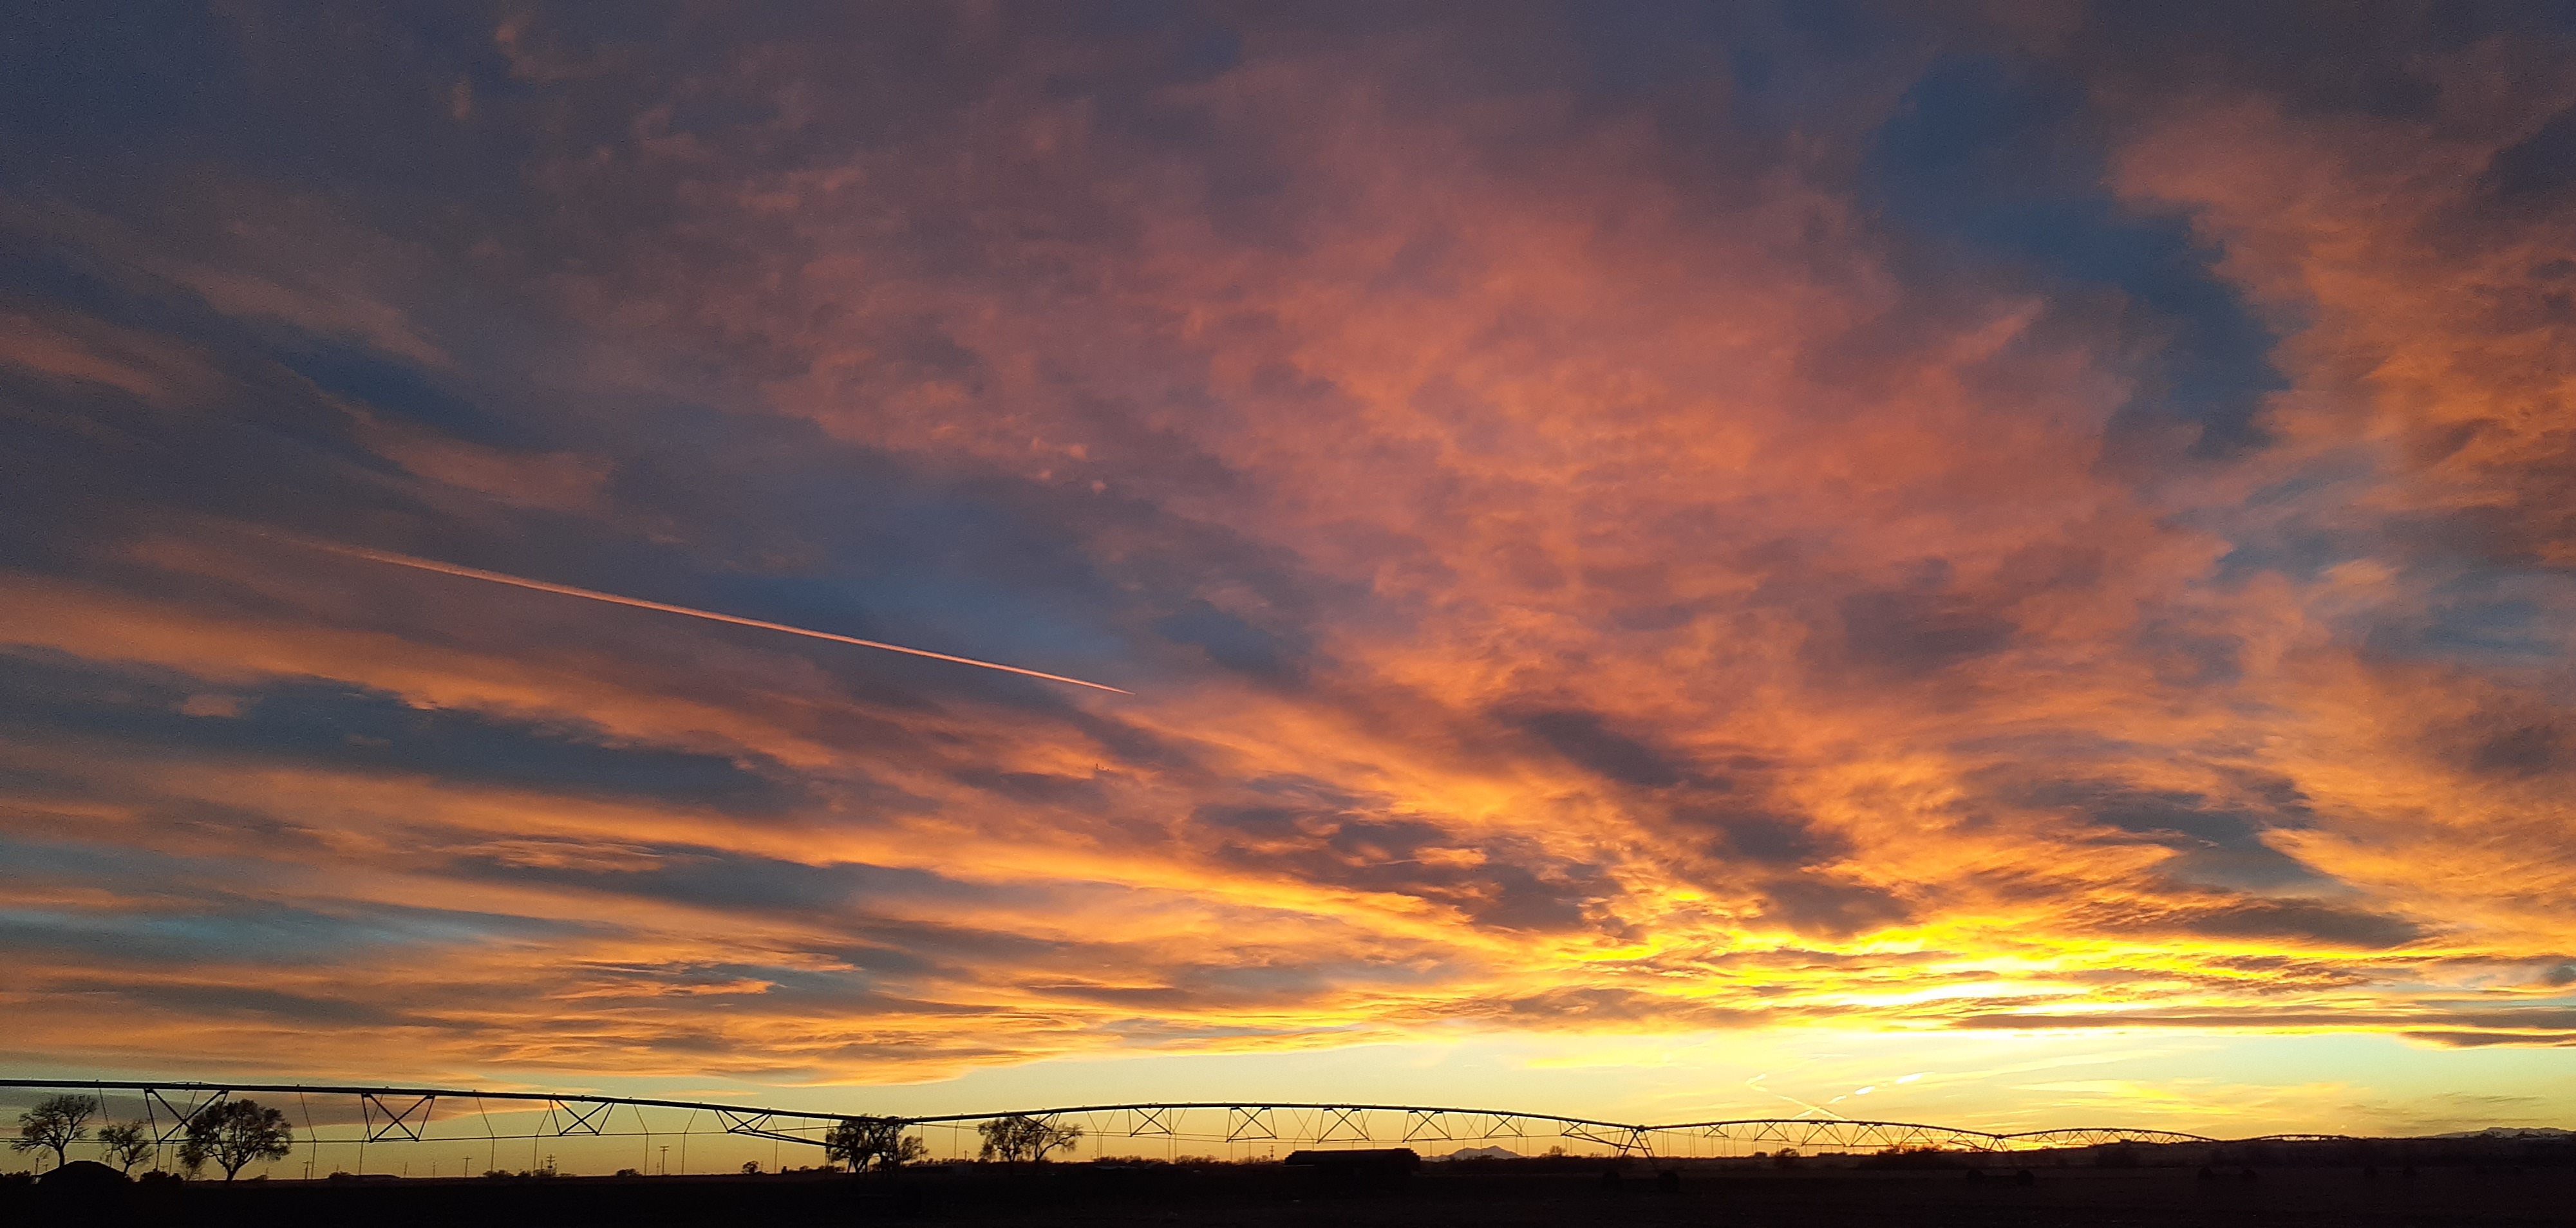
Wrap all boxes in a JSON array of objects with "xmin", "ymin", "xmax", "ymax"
[
  {"xmin": 0, "ymin": 653, "xmax": 802, "ymax": 813},
  {"xmin": 1756, "ymin": 874, "xmax": 1913, "ymax": 938},
  {"xmin": 2170, "ymin": 899, "xmax": 2426, "ymax": 949},
  {"xmin": 1862, "ymin": 55, "xmax": 2288, "ymax": 460},
  {"xmin": 1835, "ymin": 588, "xmax": 2018, "ymax": 676},
  {"xmin": 0, "ymin": 3, "xmax": 245, "ymax": 185},
  {"xmin": 1669, "ymin": 805, "xmax": 1843, "ymax": 870},
  {"xmin": 2485, "ymin": 105, "xmax": 2576, "ymax": 199},
  {"xmin": 0, "ymin": 843, "xmax": 585, "ymax": 967},
  {"xmin": 2007, "ymin": 775, "xmax": 2333, "ymax": 893},
  {"xmin": 283, "ymin": 342, "xmax": 529, "ymax": 449},
  {"xmin": 1191, "ymin": 788, "xmax": 1610, "ymax": 933},
  {"xmin": 1505, "ymin": 707, "xmax": 1693, "ymax": 788}
]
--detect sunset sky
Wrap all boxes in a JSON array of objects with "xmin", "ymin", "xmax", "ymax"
[{"xmin": 5, "ymin": 3, "xmax": 2575, "ymax": 1140}]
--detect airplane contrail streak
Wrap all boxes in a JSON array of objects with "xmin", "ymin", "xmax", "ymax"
[{"xmin": 288, "ymin": 538, "xmax": 1132, "ymax": 694}]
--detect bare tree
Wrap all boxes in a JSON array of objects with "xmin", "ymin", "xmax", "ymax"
[
  {"xmin": 975, "ymin": 1115, "xmax": 1081, "ymax": 1162},
  {"xmin": 178, "ymin": 1100, "xmax": 294, "ymax": 1180},
  {"xmin": 10, "ymin": 1094, "xmax": 95, "ymax": 1169},
  {"xmin": 824, "ymin": 1116, "xmax": 929, "ymax": 1171},
  {"xmin": 96, "ymin": 1121, "xmax": 155, "ymax": 1173}
]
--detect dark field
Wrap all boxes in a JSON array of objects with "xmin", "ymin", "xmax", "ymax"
[{"xmin": 15, "ymin": 1153, "xmax": 2576, "ymax": 1228}]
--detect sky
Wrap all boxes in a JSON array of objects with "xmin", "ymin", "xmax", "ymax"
[{"xmin": 3, "ymin": 1, "xmax": 2575, "ymax": 1142}]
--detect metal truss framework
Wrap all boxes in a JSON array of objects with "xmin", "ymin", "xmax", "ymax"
[
  {"xmin": 1, "ymin": 1079, "xmax": 2223, "ymax": 1160},
  {"xmin": 361, "ymin": 1093, "xmax": 436, "ymax": 1142}
]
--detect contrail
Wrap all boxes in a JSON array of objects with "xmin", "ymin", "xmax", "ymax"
[{"xmin": 287, "ymin": 537, "xmax": 1131, "ymax": 694}]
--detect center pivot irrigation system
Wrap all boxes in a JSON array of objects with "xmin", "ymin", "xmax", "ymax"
[{"xmin": 1, "ymin": 1078, "xmax": 2270, "ymax": 1177}]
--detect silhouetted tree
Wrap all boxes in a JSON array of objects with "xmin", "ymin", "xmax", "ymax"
[
  {"xmin": 96, "ymin": 1122, "xmax": 154, "ymax": 1173},
  {"xmin": 178, "ymin": 1100, "xmax": 293, "ymax": 1180},
  {"xmin": 975, "ymin": 1115, "xmax": 1081, "ymax": 1162},
  {"xmin": 11, "ymin": 1094, "xmax": 94, "ymax": 1168},
  {"xmin": 824, "ymin": 1116, "xmax": 928, "ymax": 1171}
]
